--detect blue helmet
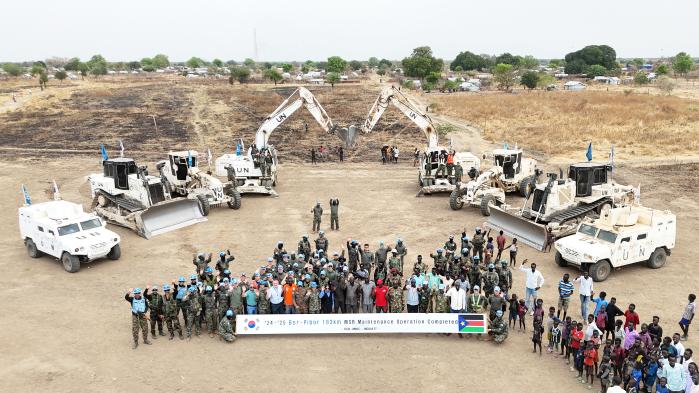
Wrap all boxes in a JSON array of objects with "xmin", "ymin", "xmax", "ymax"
[
  {"xmin": 204, "ymin": 267, "xmax": 213, "ymax": 273},
  {"xmin": 178, "ymin": 276, "xmax": 185, "ymax": 283},
  {"xmin": 473, "ymin": 255, "xmax": 480, "ymax": 261},
  {"xmin": 437, "ymin": 248, "xmax": 444, "ymax": 253},
  {"xmin": 163, "ymin": 284, "xmax": 171, "ymax": 291},
  {"xmin": 205, "ymin": 285, "xmax": 212, "ymax": 292},
  {"xmin": 226, "ymin": 310, "xmax": 233, "ymax": 317},
  {"xmin": 267, "ymin": 257, "xmax": 273, "ymax": 262},
  {"xmin": 222, "ymin": 277, "xmax": 229, "ymax": 283},
  {"xmin": 224, "ymin": 269, "xmax": 230, "ymax": 274},
  {"xmin": 310, "ymin": 282, "xmax": 318, "ymax": 288},
  {"xmin": 297, "ymin": 280, "xmax": 304, "ymax": 286},
  {"xmin": 488, "ymin": 263, "xmax": 495, "ymax": 269},
  {"xmin": 220, "ymin": 251, "xmax": 226, "ymax": 257},
  {"xmin": 196, "ymin": 281, "xmax": 203, "ymax": 287},
  {"xmin": 189, "ymin": 274, "xmax": 197, "ymax": 280},
  {"xmin": 231, "ymin": 278, "xmax": 238, "ymax": 284},
  {"xmin": 133, "ymin": 288, "xmax": 142, "ymax": 294},
  {"xmin": 496, "ymin": 310, "xmax": 503, "ymax": 317}
]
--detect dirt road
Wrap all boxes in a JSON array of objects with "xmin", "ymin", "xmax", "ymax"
[{"xmin": 0, "ymin": 156, "xmax": 695, "ymax": 393}]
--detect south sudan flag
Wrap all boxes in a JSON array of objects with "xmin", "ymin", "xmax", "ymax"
[{"xmin": 458, "ymin": 314, "xmax": 486, "ymax": 333}]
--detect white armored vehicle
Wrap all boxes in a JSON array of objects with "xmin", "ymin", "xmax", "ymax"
[
  {"xmin": 554, "ymin": 205, "xmax": 676, "ymax": 281},
  {"xmin": 19, "ymin": 186, "xmax": 121, "ymax": 273}
]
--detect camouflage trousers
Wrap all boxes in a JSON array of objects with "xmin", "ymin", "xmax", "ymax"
[
  {"xmin": 149, "ymin": 312, "xmax": 164, "ymax": 335},
  {"xmin": 205, "ymin": 310, "xmax": 218, "ymax": 334},
  {"xmin": 165, "ymin": 314, "xmax": 182, "ymax": 337},
  {"xmin": 132, "ymin": 314, "xmax": 148, "ymax": 343},
  {"xmin": 186, "ymin": 310, "xmax": 200, "ymax": 337},
  {"xmin": 330, "ymin": 215, "xmax": 339, "ymax": 230},
  {"xmin": 313, "ymin": 219, "xmax": 321, "ymax": 232},
  {"xmin": 220, "ymin": 332, "xmax": 236, "ymax": 343},
  {"xmin": 490, "ymin": 331, "xmax": 508, "ymax": 344}
]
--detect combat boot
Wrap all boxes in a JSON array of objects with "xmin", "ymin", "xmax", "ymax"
[
  {"xmin": 132, "ymin": 340, "xmax": 138, "ymax": 349},
  {"xmin": 143, "ymin": 338, "xmax": 152, "ymax": 345},
  {"xmin": 169, "ymin": 333, "xmax": 174, "ymax": 341},
  {"xmin": 150, "ymin": 330, "xmax": 157, "ymax": 339},
  {"xmin": 159, "ymin": 330, "xmax": 165, "ymax": 337}
]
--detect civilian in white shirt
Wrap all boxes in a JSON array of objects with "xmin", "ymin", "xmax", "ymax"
[
  {"xmin": 446, "ymin": 280, "xmax": 467, "ymax": 313},
  {"xmin": 682, "ymin": 349, "xmax": 694, "ymax": 373},
  {"xmin": 519, "ymin": 259, "xmax": 544, "ymax": 310},
  {"xmin": 606, "ymin": 376, "xmax": 626, "ymax": 393},
  {"xmin": 584, "ymin": 314, "xmax": 603, "ymax": 341},
  {"xmin": 672, "ymin": 333, "xmax": 686, "ymax": 357},
  {"xmin": 574, "ymin": 271, "xmax": 594, "ymax": 322}
]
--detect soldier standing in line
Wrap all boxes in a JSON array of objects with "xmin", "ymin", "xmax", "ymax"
[
  {"xmin": 218, "ymin": 310, "xmax": 236, "ymax": 343},
  {"xmin": 483, "ymin": 263, "xmax": 500, "ymax": 297},
  {"xmin": 183, "ymin": 286, "xmax": 201, "ymax": 339},
  {"xmin": 454, "ymin": 162, "xmax": 464, "ymax": 184},
  {"xmin": 203, "ymin": 286, "xmax": 218, "ymax": 337},
  {"xmin": 162, "ymin": 284, "xmax": 183, "ymax": 340},
  {"xmin": 311, "ymin": 202, "xmax": 323, "ymax": 232},
  {"xmin": 145, "ymin": 285, "xmax": 165, "ymax": 338},
  {"xmin": 388, "ymin": 249, "xmax": 402, "ymax": 276},
  {"xmin": 430, "ymin": 248, "xmax": 448, "ymax": 274},
  {"xmin": 329, "ymin": 198, "xmax": 340, "ymax": 230},
  {"xmin": 394, "ymin": 238, "xmax": 407, "ymax": 272},
  {"xmin": 497, "ymin": 260, "xmax": 512, "ymax": 295},
  {"xmin": 257, "ymin": 280, "xmax": 271, "ymax": 314},
  {"xmin": 436, "ymin": 284, "xmax": 449, "ymax": 313},
  {"xmin": 388, "ymin": 280, "xmax": 404, "ymax": 313},
  {"xmin": 419, "ymin": 281, "xmax": 430, "ymax": 313},
  {"xmin": 192, "ymin": 252, "xmax": 212, "ymax": 275},
  {"xmin": 216, "ymin": 250, "xmax": 234, "ymax": 273},
  {"xmin": 298, "ymin": 235, "xmax": 312, "ymax": 259},
  {"xmin": 472, "ymin": 228, "xmax": 485, "ymax": 262},
  {"xmin": 444, "ymin": 234, "xmax": 458, "ymax": 263},
  {"xmin": 294, "ymin": 280, "xmax": 308, "ymax": 314},
  {"xmin": 307, "ymin": 282, "xmax": 322, "ymax": 313},
  {"xmin": 435, "ymin": 150, "xmax": 447, "ymax": 178},
  {"xmin": 346, "ymin": 239, "xmax": 360, "ymax": 272},
  {"xmin": 263, "ymin": 150, "xmax": 273, "ymax": 177},
  {"xmin": 360, "ymin": 243, "xmax": 375, "ymax": 274},
  {"xmin": 125, "ymin": 288, "xmax": 151, "ymax": 349},
  {"xmin": 414, "ymin": 255, "xmax": 427, "ymax": 275},
  {"xmin": 468, "ymin": 285, "xmax": 487, "ymax": 314},
  {"xmin": 468, "ymin": 258, "xmax": 483, "ymax": 290},
  {"xmin": 315, "ymin": 231, "xmax": 328, "ymax": 253}
]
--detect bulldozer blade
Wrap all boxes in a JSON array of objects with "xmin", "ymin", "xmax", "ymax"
[
  {"xmin": 137, "ymin": 199, "xmax": 207, "ymax": 239},
  {"xmin": 335, "ymin": 125, "xmax": 358, "ymax": 147},
  {"xmin": 486, "ymin": 206, "xmax": 548, "ymax": 251}
]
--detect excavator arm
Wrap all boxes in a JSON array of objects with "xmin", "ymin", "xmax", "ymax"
[
  {"xmin": 255, "ymin": 87, "xmax": 335, "ymax": 148},
  {"xmin": 361, "ymin": 86, "xmax": 438, "ymax": 148}
]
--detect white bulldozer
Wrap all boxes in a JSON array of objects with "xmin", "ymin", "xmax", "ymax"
[
  {"xmin": 361, "ymin": 86, "xmax": 480, "ymax": 195},
  {"xmin": 215, "ymin": 87, "xmax": 338, "ymax": 196},
  {"xmin": 449, "ymin": 147, "xmax": 539, "ymax": 215},
  {"xmin": 156, "ymin": 150, "xmax": 241, "ymax": 215},
  {"xmin": 487, "ymin": 162, "xmax": 636, "ymax": 251},
  {"xmin": 87, "ymin": 156, "xmax": 207, "ymax": 239}
]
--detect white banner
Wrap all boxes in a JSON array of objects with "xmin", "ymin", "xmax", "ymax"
[{"xmin": 235, "ymin": 313, "xmax": 487, "ymax": 335}]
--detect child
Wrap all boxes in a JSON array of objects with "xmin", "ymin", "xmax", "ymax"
[
  {"xmin": 590, "ymin": 330, "xmax": 602, "ymax": 375},
  {"xmin": 533, "ymin": 299, "xmax": 545, "ymax": 327},
  {"xmin": 598, "ymin": 355, "xmax": 613, "ymax": 393},
  {"xmin": 679, "ymin": 293, "xmax": 696, "ymax": 340},
  {"xmin": 506, "ymin": 238, "xmax": 518, "ymax": 267},
  {"xmin": 575, "ymin": 340, "xmax": 585, "ymax": 381},
  {"xmin": 642, "ymin": 357, "xmax": 658, "ymax": 393},
  {"xmin": 550, "ymin": 319, "xmax": 562, "ymax": 355},
  {"xmin": 614, "ymin": 319, "xmax": 626, "ymax": 342},
  {"xmin": 611, "ymin": 338, "xmax": 626, "ymax": 377},
  {"xmin": 507, "ymin": 293, "xmax": 519, "ymax": 329},
  {"xmin": 517, "ymin": 298, "xmax": 528, "ymax": 331},
  {"xmin": 655, "ymin": 377, "xmax": 670, "ymax": 393},
  {"xmin": 583, "ymin": 341, "xmax": 597, "ymax": 388},
  {"xmin": 629, "ymin": 360, "xmax": 643, "ymax": 392},
  {"xmin": 596, "ymin": 304, "xmax": 608, "ymax": 333},
  {"xmin": 561, "ymin": 316, "xmax": 573, "ymax": 359},
  {"xmin": 570, "ymin": 322, "xmax": 584, "ymax": 371},
  {"xmin": 545, "ymin": 306, "xmax": 556, "ymax": 352},
  {"xmin": 532, "ymin": 316, "xmax": 543, "ymax": 356}
]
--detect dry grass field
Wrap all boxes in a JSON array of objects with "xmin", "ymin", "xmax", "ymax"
[{"xmin": 428, "ymin": 90, "xmax": 699, "ymax": 160}]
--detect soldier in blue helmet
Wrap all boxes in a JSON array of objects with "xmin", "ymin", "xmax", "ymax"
[
  {"xmin": 218, "ymin": 309, "xmax": 236, "ymax": 343},
  {"xmin": 125, "ymin": 287, "xmax": 151, "ymax": 349}
]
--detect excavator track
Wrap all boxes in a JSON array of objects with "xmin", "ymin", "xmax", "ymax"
[
  {"xmin": 97, "ymin": 191, "xmax": 144, "ymax": 212},
  {"xmin": 548, "ymin": 197, "xmax": 610, "ymax": 224}
]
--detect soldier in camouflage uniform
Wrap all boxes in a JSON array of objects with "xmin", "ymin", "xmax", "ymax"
[
  {"xmin": 488, "ymin": 310, "xmax": 508, "ymax": 344},
  {"xmin": 413, "ymin": 255, "xmax": 427, "ymax": 276},
  {"xmin": 388, "ymin": 249, "xmax": 402, "ymax": 275},
  {"xmin": 145, "ymin": 286, "xmax": 165, "ymax": 338},
  {"xmin": 329, "ymin": 198, "xmax": 340, "ymax": 230},
  {"xmin": 202, "ymin": 286, "xmax": 218, "ymax": 337},
  {"xmin": 471, "ymin": 228, "xmax": 485, "ymax": 262},
  {"xmin": 444, "ymin": 234, "xmax": 458, "ymax": 263},
  {"xmin": 215, "ymin": 250, "xmax": 234, "ymax": 273},
  {"xmin": 418, "ymin": 281, "xmax": 430, "ymax": 313},
  {"xmin": 496, "ymin": 260, "xmax": 512, "ymax": 294},
  {"xmin": 360, "ymin": 243, "xmax": 374, "ymax": 274},
  {"xmin": 468, "ymin": 285, "xmax": 487, "ymax": 314},
  {"xmin": 298, "ymin": 235, "xmax": 312, "ymax": 260},
  {"xmin": 388, "ymin": 281, "xmax": 404, "ymax": 313},
  {"xmin": 219, "ymin": 309, "xmax": 236, "ymax": 343},
  {"xmin": 307, "ymin": 282, "xmax": 322, "ymax": 313},
  {"xmin": 435, "ymin": 284, "xmax": 449, "ymax": 313},
  {"xmin": 468, "ymin": 258, "xmax": 483, "ymax": 289},
  {"xmin": 482, "ymin": 263, "xmax": 500, "ymax": 297},
  {"xmin": 183, "ymin": 286, "xmax": 201, "ymax": 338},
  {"xmin": 125, "ymin": 288, "xmax": 151, "ymax": 349},
  {"xmin": 228, "ymin": 280, "xmax": 244, "ymax": 315},
  {"xmin": 192, "ymin": 252, "xmax": 212, "ymax": 275},
  {"xmin": 374, "ymin": 241, "xmax": 389, "ymax": 276},
  {"xmin": 394, "ymin": 239, "xmax": 407, "ymax": 272},
  {"xmin": 201, "ymin": 266, "xmax": 217, "ymax": 289},
  {"xmin": 257, "ymin": 281, "xmax": 271, "ymax": 314},
  {"xmin": 162, "ymin": 284, "xmax": 183, "ymax": 340},
  {"xmin": 454, "ymin": 163, "xmax": 463, "ymax": 184},
  {"xmin": 315, "ymin": 231, "xmax": 328, "ymax": 253},
  {"xmin": 294, "ymin": 280, "xmax": 308, "ymax": 314},
  {"xmin": 311, "ymin": 202, "xmax": 323, "ymax": 232},
  {"xmin": 346, "ymin": 239, "xmax": 360, "ymax": 272},
  {"xmin": 273, "ymin": 241, "xmax": 287, "ymax": 265},
  {"xmin": 430, "ymin": 248, "xmax": 448, "ymax": 274}
]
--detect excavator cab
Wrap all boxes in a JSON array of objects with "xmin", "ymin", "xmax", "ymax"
[
  {"xmin": 493, "ymin": 150, "xmax": 522, "ymax": 179},
  {"xmin": 568, "ymin": 163, "xmax": 611, "ymax": 197},
  {"xmin": 103, "ymin": 158, "xmax": 138, "ymax": 191},
  {"xmin": 168, "ymin": 152, "xmax": 196, "ymax": 182}
]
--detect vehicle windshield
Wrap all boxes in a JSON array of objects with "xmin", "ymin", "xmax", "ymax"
[
  {"xmin": 578, "ymin": 224, "xmax": 598, "ymax": 237},
  {"xmin": 596, "ymin": 229, "xmax": 618, "ymax": 243},
  {"xmin": 57, "ymin": 223, "xmax": 80, "ymax": 236},
  {"xmin": 80, "ymin": 218, "xmax": 102, "ymax": 231}
]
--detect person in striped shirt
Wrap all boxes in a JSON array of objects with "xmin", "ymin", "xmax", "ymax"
[{"xmin": 557, "ymin": 273, "xmax": 575, "ymax": 320}]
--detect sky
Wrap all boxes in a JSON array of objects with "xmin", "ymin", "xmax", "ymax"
[{"xmin": 3, "ymin": 0, "xmax": 698, "ymax": 63}]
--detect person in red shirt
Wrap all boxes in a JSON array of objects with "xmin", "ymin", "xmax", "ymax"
[
  {"xmin": 570, "ymin": 322, "xmax": 584, "ymax": 371},
  {"xmin": 624, "ymin": 303, "xmax": 640, "ymax": 329},
  {"xmin": 583, "ymin": 341, "xmax": 597, "ymax": 388},
  {"xmin": 496, "ymin": 230, "xmax": 507, "ymax": 261},
  {"xmin": 610, "ymin": 337, "xmax": 626, "ymax": 376},
  {"xmin": 374, "ymin": 279, "xmax": 389, "ymax": 313}
]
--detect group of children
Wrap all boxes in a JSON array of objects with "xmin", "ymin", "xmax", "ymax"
[{"xmin": 524, "ymin": 293, "xmax": 697, "ymax": 392}]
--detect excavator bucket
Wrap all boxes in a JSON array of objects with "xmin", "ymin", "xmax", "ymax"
[
  {"xmin": 335, "ymin": 125, "xmax": 358, "ymax": 147},
  {"xmin": 136, "ymin": 199, "xmax": 207, "ymax": 239},
  {"xmin": 486, "ymin": 206, "xmax": 548, "ymax": 251}
]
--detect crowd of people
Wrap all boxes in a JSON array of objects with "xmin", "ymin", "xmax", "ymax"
[{"xmin": 380, "ymin": 145, "xmax": 399, "ymax": 164}]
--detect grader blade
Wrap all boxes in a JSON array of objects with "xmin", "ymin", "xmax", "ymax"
[{"xmin": 486, "ymin": 206, "xmax": 548, "ymax": 251}]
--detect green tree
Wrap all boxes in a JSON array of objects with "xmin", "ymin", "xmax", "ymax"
[
  {"xmin": 656, "ymin": 75, "xmax": 675, "ymax": 95},
  {"xmin": 564, "ymin": 45, "xmax": 617, "ymax": 74},
  {"xmin": 586, "ymin": 64, "xmax": 608, "ymax": 77},
  {"xmin": 264, "ymin": 68, "xmax": 282, "ymax": 85},
  {"xmin": 495, "ymin": 53, "xmax": 520, "ymax": 66},
  {"xmin": 152, "ymin": 54, "xmax": 169, "ymax": 69},
  {"xmin": 401, "ymin": 46, "xmax": 443, "ymax": 79},
  {"xmin": 38, "ymin": 72, "xmax": 48, "ymax": 90},
  {"xmin": 64, "ymin": 57, "xmax": 82, "ymax": 71},
  {"xmin": 140, "ymin": 57, "xmax": 154, "ymax": 72},
  {"xmin": 425, "ymin": 71, "xmax": 441, "ymax": 84},
  {"xmin": 368, "ymin": 57, "xmax": 379, "ymax": 68},
  {"xmin": 632, "ymin": 58, "xmax": 644, "ymax": 69},
  {"xmin": 225, "ymin": 59, "xmax": 237, "ymax": 65},
  {"xmin": 186, "ymin": 57, "xmax": 205, "ymax": 68},
  {"xmin": 78, "ymin": 62, "xmax": 88, "ymax": 79},
  {"xmin": 376, "ymin": 69, "xmax": 386, "ymax": 76},
  {"xmin": 281, "ymin": 63, "xmax": 293, "ymax": 72},
  {"xmin": 87, "ymin": 54, "xmax": 107, "ymax": 70},
  {"xmin": 30, "ymin": 62, "xmax": 46, "ymax": 76},
  {"xmin": 520, "ymin": 55, "xmax": 539, "ymax": 70},
  {"xmin": 212, "ymin": 58, "xmax": 224, "ymax": 68},
  {"xmin": 262, "ymin": 62, "xmax": 273, "ymax": 70},
  {"xmin": 422, "ymin": 81, "xmax": 435, "ymax": 92},
  {"xmin": 2, "ymin": 63, "xmax": 23, "ymax": 76},
  {"xmin": 450, "ymin": 51, "xmax": 488, "ymax": 71},
  {"xmin": 442, "ymin": 79, "xmax": 459, "ymax": 91},
  {"xmin": 349, "ymin": 60, "xmax": 362, "ymax": 71},
  {"xmin": 520, "ymin": 70, "xmax": 539, "ymax": 89},
  {"xmin": 655, "ymin": 64, "xmax": 669, "ymax": 75},
  {"xmin": 326, "ymin": 56, "xmax": 347, "ymax": 73},
  {"xmin": 325, "ymin": 72, "xmax": 341, "ymax": 87},
  {"xmin": 537, "ymin": 72, "xmax": 556, "ymax": 89},
  {"xmin": 548, "ymin": 59, "xmax": 564, "ymax": 68},
  {"xmin": 230, "ymin": 66, "xmax": 251, "ymax": 83},
  {"xmin": 54, "ymin": 70, "xmax": 67, "ymax": 82},
  {"xmin": 634, "ymin": 71, "xmax": 650, "ymax": 85},
  {"xmin": 301, "ymin": 64, "xmax": 310, "ymax": 73},
  {"xmin": 672, "ymin": 52, "xmax": 693, "ymax": 77},
  {"xmin": 243, "ymin": 58, "xmax": 255, "ymax": 68},
  {"xmin": 378, "ymin": 58, "xmax": 393, "ymax": 69},
  {"xmin": 127, "ymin": 61, "xmax": 141, "ymax": 70},
  {"xmin": 90, "ymin": 63, "xmax": 107, "ymax": 76},
  {"xmin": 493, "ymin": 63, "xmax": 516, "ymax": 91}
]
